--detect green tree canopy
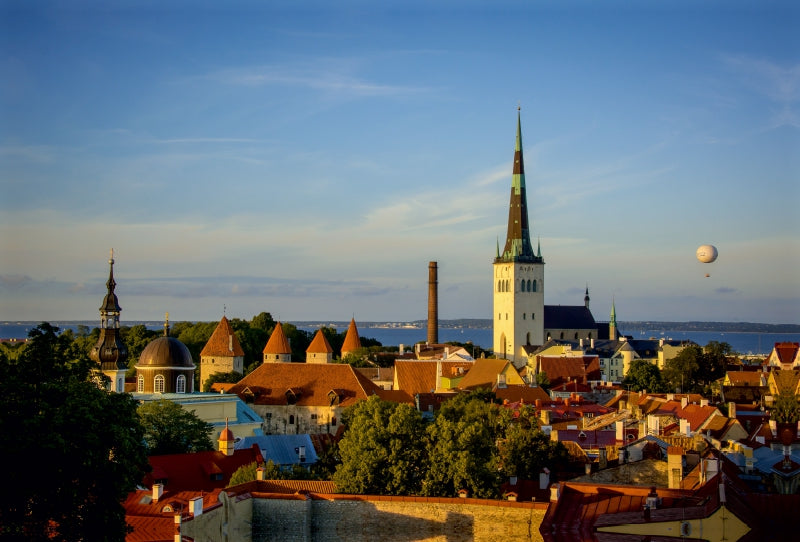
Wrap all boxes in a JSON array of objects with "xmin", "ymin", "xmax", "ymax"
[
  {"xmin": 0, "ymin": 323, "xmax": 149, "ymax": 541},
  {"xmin": 334, "ymin": 396, "xmax": 428, "ymax": 495},
  {"xmin": 138, "ymin": 399, "xmax": 214, "ymax": 455},
  {"xmin": 622, "ymin": 360, "xmax": 665, "ymax": 393},
  {"xmin": 663, "ymin": 344, "xmax": 702, "ymax": 393},
  {"xmin": 203, "ymin": 371, "xmax": 244, "ymax": 392},
  {"xmin": 498, "ymin": 406, "xmax": 569, "ymax": 480}
]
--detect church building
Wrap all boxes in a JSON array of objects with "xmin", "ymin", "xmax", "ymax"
[
  {"xmin": 90, "ymin": 249, "xmax": 129, "ymax": 393},
  {"xmin": 493, "ymin": 110, "xmax": 603, "ymax": 368}
]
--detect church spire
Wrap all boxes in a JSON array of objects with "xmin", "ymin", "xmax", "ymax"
[
  {"xmin": 584, "ymin": 284, "xmax": 590, "ymax": 309},
  {"xmin": 497, "ymin": 107, "xmax": 539, "ymax": 263},
  {"xmin": 610, "ymin": 298, "xmax": 618, "ymax": 340},
  {"xmin": 90, "ymin": 249, "xmax": 129, "ymax": 391}
]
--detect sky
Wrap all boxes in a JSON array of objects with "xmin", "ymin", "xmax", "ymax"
[{"xmin": 1, "ymin": 0, "xmax": 799, "ymax": 325}]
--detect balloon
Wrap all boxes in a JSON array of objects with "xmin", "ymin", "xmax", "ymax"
[{"xmin": 696, "ymin": 245, "xmax": 718, "ymax": 264}]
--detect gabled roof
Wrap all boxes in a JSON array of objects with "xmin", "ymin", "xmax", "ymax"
[
  {"xmin": 678, "ymin": 404, "xmax": 720, "ymax": 432},
  {"xmin": 768, "ymin": 342, "xmax": 800, "ymax": 367},
  {"xmin": 769, "ymin": 369, "xmax": 800, "ymax": 395},
  {"xmin": 229, "ymin": 363, "xmax": 383, "ymax": 407},
  {"xmin": 394, "ymin": 360, "xmax": 474, "ymax": 395},
  {"xmin": 263, "ymin": 322, "xmax": 291, "ymax": 355},
  {"xmin": 306, "ymin": 329, "xmax": 333, "ymax": 354},
  {"xmin": 457, "ymin": 358, "xmax": 523, "ymax": 390},
  {"xmin": 341, "ymin": 318, "xmax": 362, "ymax": 354},
  {"xmin": 535, "ymin": 356, "xmax": 601, "ymax": 387},
  {"xmin": 200, "ymin": 315, "xmax": 245, "ymax": 357},
  {"xmin": 495, "ymin": 384, "xmax": 550, "ymax": 404},
  {"xmin": 726, "ymin": 371, "xmax": 768, "ymax": 386},
  {"xmin": 144, "ymin": 445, "xmax": 263, "ymax": 492},
  {"xmin": 235, "ymin": 434, "xmax": 318, "ymax": 466},
  {"xmin": 543, "ymin": 305, "xmax": 596, "ymax": 330}
]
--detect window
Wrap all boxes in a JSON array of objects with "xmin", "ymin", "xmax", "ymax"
[
  {"xmin": 532, "ymin": 280, "xmax": 537, "ymax": 292},
  {"xmin": 523, "ymin": 313, "xmax": 526, "ymax": 320},
  {"xmin": 527, "ymin": 279, "xmax": 531, "ymax": 291},
  {"xmin": 154, "ymin": 375, "xmax": 165, "ymax": 393},
  {"xmin": 310, "ymin": 413, "xmax": 318, "ymax": 420},
  {"xmin": 289, "ymin": 415, "xmax": 295, "ymax": 425},
  {"xmin": 176, "ymin": 375, "xmax": 186, "ymax": 394},
  {"xmin": 331, "ymin": 417, "xmax": 337, "ymax": 426}
]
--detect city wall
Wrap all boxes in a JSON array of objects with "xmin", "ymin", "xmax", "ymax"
[{"xmin": 182, "ymin": 492, "xmax": 549, "ymax": 542}]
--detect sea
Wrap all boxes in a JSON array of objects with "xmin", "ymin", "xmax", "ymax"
[{"xmin": 2, "ymin": 321, "xmax": 799, "ymax": 356}]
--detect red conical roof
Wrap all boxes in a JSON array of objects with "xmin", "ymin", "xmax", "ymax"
[
  {"xmin": 341, "ymin": 318, "xmax": 362, "ymax": 355},
  {"xmin": 263, "ymin": 322, "xmax": 292, "ymax": 355},
  {"xmin": 307, "ymin": 329, "xmax": 333, "ymax": 354},
  {"xmin": 200, "ymin": 316, "xmax": 245, "ymax": 357}
]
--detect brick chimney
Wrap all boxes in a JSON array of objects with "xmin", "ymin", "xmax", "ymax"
[
  {"xmin": 153, "ymin": 483, "xmax": 164, "ymax": 503},
  {"xmin": 427, "ymin": 262, "xmax": 438, "ymax": 345}
]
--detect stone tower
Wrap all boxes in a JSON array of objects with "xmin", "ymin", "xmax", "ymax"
[
  {"xmin": 263, "ymin": 322, "xmax": 292, "ymax": 363},
  {"xmin": 493, "ymin": 109, "xmax": 545, "ymax": 367},
  {"xmin": 90, "ymin": 249, "xmax": 129, "ymax": 393},
  {"xmin": 199, "ymin": 315, "xmax": 245, "ymax": 389}
]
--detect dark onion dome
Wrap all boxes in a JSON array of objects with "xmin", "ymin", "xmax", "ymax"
[{"xmin": 138, "ymin": 336, "xmax": 195, "ymax": 368}]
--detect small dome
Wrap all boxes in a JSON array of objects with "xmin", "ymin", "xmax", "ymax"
[
  {"xmin": 138, "ymin": 336, "xmax": 194, "ymax": 368},
  {"xmin": 219, "ymin": 427, "xmax": 234, "ymax": 442}
]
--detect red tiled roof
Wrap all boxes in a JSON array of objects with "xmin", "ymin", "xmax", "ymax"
[
  {"xmin": 262, "ymin": 322, "xmax": 291, "ymax": 355},
  {"xmin": 535, "ymin": 356, "xmax": 601, "ymax": 387},
  {"xmin": 125, "ymin": 488, "xmax": 224, "ymax": 542},
  {"xmin": 229, "ymin": 362, "xmax": 383, "ymax": 407},
  {"xmin": 200, "ymin": 316, "xmax": 245, "ymax": 357},
  {"xmin": 495, "ymin": 385, "xmax": 550, "ymax": 404},
  {"xmin": 341, "ymin": 318, "xmax": 362, "ymax": 354},
  {"xmin": 678, "ymin": 404, "xmax": 719, "ymax": 432},
  {"xmin": 143, "ymin": 445, "xmax": 263, "ymax": 492},
  {"xmin": 771, "ymin": 342, "xmax": 800, "ymax": 366},
  {"xmin": 394, "ymin": 360, "xmax": 473, "ymax": 395},
  {"xmin": 306, "ymin": 329, "xmax": 333, "ymax": 353}
]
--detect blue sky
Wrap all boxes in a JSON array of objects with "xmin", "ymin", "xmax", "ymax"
[{"xmin": 2, "ymin": 1, "xmax": 798, "ymax": 325}]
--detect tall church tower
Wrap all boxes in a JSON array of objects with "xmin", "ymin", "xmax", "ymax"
[
  {"xmin": 493, "ymin": 109, "xmax": 545, "ymax": 367},
  {"xmin": 90, "ymin": 249, "xmax": 129, "ymax": 392}
]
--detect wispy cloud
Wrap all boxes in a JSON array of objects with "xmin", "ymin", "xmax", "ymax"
[{"xmin": 722, "ymin": 54, "xmax": 800, "ymax": 128}]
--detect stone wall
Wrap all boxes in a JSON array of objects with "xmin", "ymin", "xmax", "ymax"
[{"xmin": 183, "ymin": 492, "xmax": 548, "ymax": 542}]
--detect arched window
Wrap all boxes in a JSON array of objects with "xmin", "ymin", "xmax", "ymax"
[
  {"xmin": 137, "ymin": 375, "xmax": 144, "ymax": 392},
  {"xmin": 176, "ymin": 375, "xmax": 186, "ymax": 394},
  {"xmin": 523, "ymin": 313, "xmax": 526, "ymax": 320},
  {"xmin": 505, "ymin": 279, "xmax": 510, "ymax": 292},
  {"xmin": 526, "ymin": 332, "xmax": 531, "ymax": 345},
  {"xmin": 289, "ymin": 415, "xmax": 295, "ymax": 425},
  {"xmin": 497, "ymin": 280, "xmax": 501, "ymax": 292},
  {"xmin": 527, "ymin": 279, "xmax": 531, "ymax": 292},
  {"xmin": 154, "ymin": 374, "xmax": 165, "ymax": 393},
  {"xmin": 574, "ymin": 332, "xmax": 579, "ymax": 340},
  {"xmin": 560, "ymin": 332, "xmax": 564, "ymax": 340},
  {"xmin": 532, "ymin": 280, "xmax": 537, "ymax": 292}
]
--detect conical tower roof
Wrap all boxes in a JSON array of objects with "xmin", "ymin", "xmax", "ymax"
[
  {"xmin": 90, "ymin": 251, "xmax": 128, "ymax": 371},
  {"xmin": 200, "ymin": 315, "xmax": 245, "ymax": 357},
  {"xmin": 341, "ymin": 318, "xmax": 362, "ymax": 355},
  {"xmin": 263, "ymin": 322, "xmax": 292, "ymax": 355},
  {"xmin": 497, "ymin": 108, "xmax": 540, "ymax": 264},
  {"xmin": 307, "ymin": 328, "xmax": 334, "ymax": 354}
]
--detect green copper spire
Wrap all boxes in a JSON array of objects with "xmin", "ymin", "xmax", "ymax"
[
  {"xmin": 497, "ymin": 107, "xmax": 539, "ymax": 263},
  {"xmin": 610, "ymin": 298, "xmax": 617, "ymax": 324}
]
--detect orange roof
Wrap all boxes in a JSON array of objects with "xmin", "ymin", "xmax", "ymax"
[
  {"xmin": 536, "ymin": 356, "xmax": 601, "ymax": 387},
  {"xmin": 458, "ymin": 358, "xmax": 521, "ymax": 390},
  {"xmin": 306, "ymin": 329, "xmax": 333, "ymax": 354},
  {"xmin": 494, "ymin": 384, "xmax": 550, "ymax": 404},
  {"xmin": 341, "ymin": 318, "xmax": 362, "ymax": 354},
  {"xmin": 678, "ymin": 404, "xmax": 719, "ymax": 432},
  {"xmin": 143, "ymin": 445, "xmax": 263, "ymax": 492},
  {"xmin": 125, "ymin": 488, "xmax": 224, "ymax": 541},
  {"xmin": 263, "ymin": 322, "xmax": 291, "ymax": 355},
  {"xmin": 200, "ymin": 316, "xmax": 245, "ymax": 357},
  {"xmin": 394, "ymin": 360, "xmax": 474, "ymax": 395},
  {"xmin": 229, "ymin": 362, "xmax": 383, "ymax": 407},
  {"xmin": 726, "ymin": 371, "xmax": 767, "ymax": 386},
  {"xmin": 770, "ymin": 342, "xmax": 800, "ymax": 366}
]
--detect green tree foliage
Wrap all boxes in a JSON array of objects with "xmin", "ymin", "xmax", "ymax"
[
  {"xmin": 0, "ymin": 323, "xmax": 149, "ymax": 541},
  {"xmin": 334, "ymin": 396, "xmax": 428, "ymax": 495},
  {"xmin": 203, "ymin": 371, "xmax": 244, "ymax": 392},
  {"xmin": 138, "ymin": 399, "xmax": 214, "ymax": 455},
  {"xmin": 498, "ymin": 406, "xmax": 569, "ymax": 480},
  {"xmin": 622, "ymin": 360, "xmax": 665, "ymax": 393},
  {"xmin": 771, "ymin": 391, "xmax": 800, "ymax": 424},
  {"xmin": 422, "ymin": 392, "xmax": 502, "ymax": 498},
  {"xmin": 534, "ymin": 370, "xmax": 550, "ymax": 391},
  {"xmin": 696, "ymin": 341, "xmax": 731, "ymax": 390},
  {"xmin": 663, "ymin": 344, "xmax": 702, "ymax": 393}
]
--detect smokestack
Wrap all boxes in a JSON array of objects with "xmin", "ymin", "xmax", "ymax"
[{"xmin": 427, "ymin": 261, "xmax": 438, "ymax": 345}]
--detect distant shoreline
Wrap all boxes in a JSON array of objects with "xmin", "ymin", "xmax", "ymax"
[{"xmin": 3, "ymin": 319, "xmax": 798, "ymax": 334}]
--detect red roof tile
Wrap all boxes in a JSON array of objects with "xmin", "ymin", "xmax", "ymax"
[
  {"xmin": 143, "ymin": 445, "xmax": 263, "ymax": 492},
  {"xmin": 229, "ymin": 362, "xmax": 383, "ymax": 407},
  {"xmin": 306, "ymin": 329, "xmax": 333, "ymax": 354},
  {"xmin": 262, "ymin": 322, "xmax": 291, "ymax": 355},
  {"xmin": 200, "ymin": 316, "xmax": 245, "ymax": 357},
  {"xmin": 341, "ymin": 318, "xmax": 362, "ymax": 354}
]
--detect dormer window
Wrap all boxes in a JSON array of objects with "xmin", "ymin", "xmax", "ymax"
[
  {"xmin": 286, "ymin": 388, "xmax": 301, "ymax": 405},
  {"xmin": 328, "ymin": 389, "xmax": 342, "ymax": 406}
]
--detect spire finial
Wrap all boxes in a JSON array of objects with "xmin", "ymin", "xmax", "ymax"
[
  {"xmin": 517, "ymin": 101, "xmax": 521, "ymax": 111},
  {"xmin": 163, "ymin": 312, "xmax": 170, "ymax": 337},
  {"xmin": 223, "ymin": 304, "xmax": 226, "ymax": 316},
  {"xmin": 109, "ymin": 247, "xmax": 114, "ymax": 265}
]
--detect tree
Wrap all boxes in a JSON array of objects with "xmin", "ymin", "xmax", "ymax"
[
  {"xmin": 695, "ymin": 341, "xmax": 731, "ymax": 393},
  {"xmin": 0, "ymin": 323, "xmax": 149, "ymax": 541},
  {"xmin": 138, "ymin": 399, "xmax": 214, "ymax": 455},
  {"xmin": 203, "ymin": 371, "xmax": 244, "ymax": 392},
  {"xmin": 498, "ymin": 406, "xmax": 569, "ymax": 480},
  {"xmin": 334, "ymin": 396, "xmax": 428, "ymax": 495},
  {"xmin": 663, "ymin": 344, "xmax": 702, "ymax": 393},
  {"xmin": 421, "ymin": 393, "xmax": 502, "ymax": 498},
  {"xmin": 622, "ymin": 360, "xmax": 665, "ymax": 393},
  {"xmin": 771, "ymin": 391, "xmax": 800, "ymax": 424}
]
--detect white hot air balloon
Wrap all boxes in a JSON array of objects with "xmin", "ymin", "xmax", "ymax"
[{"xmin": 696, "ymin": 245, "xmax": 718, "ymax": 264}]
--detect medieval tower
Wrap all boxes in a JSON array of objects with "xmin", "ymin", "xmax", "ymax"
[
  {"xmin": 90, "ymin": 250, "xmax": 129, "ymax": 393},
  {"xmin": 493, "ymin": 109, "xmax": 545, "ymax": 367}
]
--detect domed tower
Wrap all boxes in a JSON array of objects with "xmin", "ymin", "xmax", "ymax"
[
  {"xmin": 134, "ymin": 314, "xmax": 196, "ymax": 394},
  {"xmin": 90, "ymin": 249, "xmax": 128, "ymax": 393}
]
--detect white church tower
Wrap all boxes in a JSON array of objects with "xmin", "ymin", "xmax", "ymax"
[{"xmin": 493, "ymin": 109, "xmax": 545, "ymax": 368}]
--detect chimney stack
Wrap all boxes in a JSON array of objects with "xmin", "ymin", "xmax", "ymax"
[
  {"xmin": 427, "ymin": 261, "xmax": 438, "ymax": 345},
  {"xmin": 153, "ymin": 483, "xmax": 164, "ymax": 503}
]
